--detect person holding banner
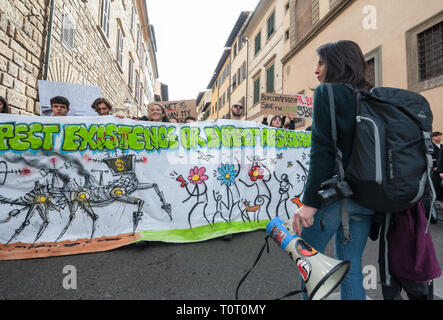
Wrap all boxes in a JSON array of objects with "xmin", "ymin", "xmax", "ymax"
[
  {"xmin": 148, "ymin": 103, "xmax": 169, "ymax": 122},
  {"xmin": 0, "ymin": 96, "xmax": 9, "ymax": 114},
  {"xmin": 230, "ymin": 102, "xmax": 245, "ymax": 120},
  {"xmin": 91, "ymin": 97, "xmax": 113, "ymax": 115},
  {"xmin": 50, "ymin": 96, "xmax": 70, "ymax": 116},
  {"xmin": 291, "ymin": 40, "xmax": 374, "ymax": 300},
  {"xmin": 262, "ymin": 113, "xmax": 296, "ymax": 130}
]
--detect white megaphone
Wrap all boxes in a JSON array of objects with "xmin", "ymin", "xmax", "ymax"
[{"xmin": 266, "ymin": 217, "xmax": 350, "ymax": 300}]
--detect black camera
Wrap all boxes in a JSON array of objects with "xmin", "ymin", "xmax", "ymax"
[{"xmin": 318, "ymin": 175, "xmax": 353, "ymax": 207}]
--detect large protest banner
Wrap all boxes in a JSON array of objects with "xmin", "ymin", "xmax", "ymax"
[
  {"xmin": 260, "ymin": 92, "xmax": 313, "ymax": 119},
  {"xmin": 148, "ymin": 100, "xmax": 197, "ymax": 122},
  {"xmin": 0, "ymin": 115, "xmax": 311, "ymax": 260}
]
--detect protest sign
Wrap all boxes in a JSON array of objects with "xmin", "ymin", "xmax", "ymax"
[
  {"xmin": 260, "ymin": 92, "xmax": 313, "ymax": 118},
  {"xmin": 38, "ymin": 80, "xmax": 101, "ymax": 116},
  {"xmin": 148, "ymin": 100, "xmax": 197, "ymax": 122},
  {"xmin": 0, "ymin": 115, "xmax": 311, "ymax": 260}
]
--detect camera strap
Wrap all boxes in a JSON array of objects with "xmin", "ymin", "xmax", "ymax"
[{"xmin": 326, "ymin": 84, "xmax": 351, "ymax": 241}]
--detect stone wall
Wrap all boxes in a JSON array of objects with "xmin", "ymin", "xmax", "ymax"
[{"xmin": 0, "ymin": 0, "xmax": 156, "ymax": 117}]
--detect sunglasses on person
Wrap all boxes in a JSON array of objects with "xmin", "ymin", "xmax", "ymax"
[{"xmin": 232, "ymin": 105, "xmax": 244, "ymax": 109}]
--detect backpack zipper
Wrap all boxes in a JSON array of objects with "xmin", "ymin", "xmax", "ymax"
[{"xmin": 357, "ymin": 116, "xmax": 382, "ymax": 184}]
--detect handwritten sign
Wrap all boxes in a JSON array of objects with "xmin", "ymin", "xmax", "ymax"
[
  {"xmin": 148, "ymin": 100, "xmax": 197, "ymax": 122},
  {"xmin": 260, "ymin": 93, "xmax": 313, "ymax": 118}
]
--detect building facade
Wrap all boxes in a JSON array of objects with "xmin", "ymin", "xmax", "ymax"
[
  {"xmin": 282, "ymin": 0, "xmax": 443, "ymax": 130},
  {"xmin": 0, "ymin": 0, "xmax": 160, "ymax": 117},
  {"xmin": 242, "ymin": 0, "xmax": 286, "ymax": 122}
]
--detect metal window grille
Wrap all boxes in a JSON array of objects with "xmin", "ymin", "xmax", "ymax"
[
  {"xmin": 365, "ymin": 57, "xmax": 375, "ymax": 88},
  {"xmin": 117, "ymin": 28, "xmax": 123, "ymax": 67},
  {"xmin": 101, "ymin": 0, "xmax": 110, "ymax": 38},
  {"xmin": 61, "ymin": 14, "xmax": 75, "ymax": 49},
  {"xmin": 417, "ymin": 21, "xmax": 443, "ymax": 81}
]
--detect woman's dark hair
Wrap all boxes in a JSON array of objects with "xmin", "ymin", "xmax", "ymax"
[
  {"xmin": 0, "ymin": 96, "xmax": 9, "ymax": 113},
  {"xmin": 91, "ymin": 97, "xmax": 113, "ymax": 111},
  {"xmin": 149, "ymin": 103, "xmax": 169, "ymax": 122},
  {"xmin": 316, "ymin": 40, "xmax": 372, "ymax": 90},
  {"xmin": 270, "ymin": 115, "xmax": 283, "ymax": 128}
]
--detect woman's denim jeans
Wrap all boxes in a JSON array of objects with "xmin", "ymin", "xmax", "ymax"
[{"xmin": 300, "ymin": 198, "xmax": 374, "ymax": 300}]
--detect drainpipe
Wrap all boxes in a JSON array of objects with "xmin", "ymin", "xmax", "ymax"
[{"xmin": 43, "ymin": 0, "xmax": 55, "ymax": 80}]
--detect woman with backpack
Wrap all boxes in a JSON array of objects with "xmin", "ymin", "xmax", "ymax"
[{"xmin": 291, "ymin": 40, "xmax": 374, "ymax": 300}]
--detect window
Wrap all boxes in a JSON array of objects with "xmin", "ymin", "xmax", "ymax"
[
  {"xmin": 137, "ymin": 27, "xmax": 142, "ymax": 57},
  {"xmin": 61, "ymin": 14, "xmax": 75, "ymax": 49},
  {"xmin": 117, "ymin": 28, "xmax": 123, "ymax": 67},
  {"xmin": 232, "ymin": 73, "xmax": 237, "ymax": 90},
  {"xmin": 254, "ymin": 31, "xmax": 261, "ymax": 55},
  {"xmin": 128, "ymin": 57, "xmax": 134, "ymax": 89},
  {"xmin": 253, "ymin": 77, "xmax": 260, "ymax": 105},
  {"xmin": 417, "ymin": 21, "xmax": 443, "ymax": 81},
  {"xmin": 100, "ymin": 0, "xmax": 111, "ymax": 38},
  {"xmin": 131, "ymin": 6, "xmax": 136, "ymax": 37},
  {"xmin": 266, "ymin": 64, "xmax": 274, "ymax": 93},
  {"xmin": 364, "ymin": 46, "xmax": 382, "ymax": 88},
  {"xmin": 406, "ymin": 12, "xmax": 443, "ymax": 92},
  {"xmin": 267, "ymin": 11, "xmax": 275, "ymax": 39},
  {"xmin": 285, "ymin": 29, "xmax": 290, "ymax": 41},
  {"xmin": 135, "ymin": 73, "xmax": 140, "ymax": 102}
]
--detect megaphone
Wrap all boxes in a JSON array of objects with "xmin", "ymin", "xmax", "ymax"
[{"xmin": 266, "ymin": 217, "xmax": 350, "ymax": 300}]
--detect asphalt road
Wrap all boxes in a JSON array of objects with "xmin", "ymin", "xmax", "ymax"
[{"xmin": 0, "ymin": 216, "xmax": 442, "ymax": 301}]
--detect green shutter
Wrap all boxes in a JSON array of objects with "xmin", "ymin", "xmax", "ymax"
[
  {"xmin": 254, "ymin": 32, "xmax": 261, "ymax": 55},
  {"xmin": 267, "ymin": 12, "xmax": 275, "ymax": 39},
  {"xmin": 266, "ymin": 65, "xmax": 274, "ymax": 93},
  {"xmin": 254, "ymin": 78, "xmax": 260, "ymax": 105}
]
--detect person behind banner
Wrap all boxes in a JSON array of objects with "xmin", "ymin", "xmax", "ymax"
[
  {"xmin": 148, "ymin": 103, "xmax": 169, "ymax": 122},
  {"xmin": 230, "ymin": 102, "xmax": 244, "ymax": 120},
  {"xmin": 262, "ymin": 112, "xmax": 296, "ymax": 129},
  {"xmin": 168, "ymin": 115, "xmax": 179, "ymax": 123},
  {"xmin": 185, "ymin": 116, "xmax": 196, "ymax": 123},
  {"xmin": 291, "ymin": 40, "xmax": 374, "ymax": 300},
  {"xmin": 0, "ymin": 96, "xmax": 9, "ymax": 114},
  {"xmin": 50, "ymin": 96, "xmax": 70, "ymax": 116},
  {"xmin": 91, "ymin": 97, "xmax": 125, "ymax": 119}
]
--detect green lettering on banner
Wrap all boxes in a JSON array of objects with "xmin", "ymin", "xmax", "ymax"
[
  {"xmin": 158, "ymin": 126, "xmax": 169, "ymax": 149},
  {"xmin": 128, "ymin": 125, "xmax": 145, "ymax": 150},
  {"xmin": 0, "ymin": 123, "xmax": 14, "ymax": 150},
  {"xmin": 167, "ymin": 126, "xmax": 179, "ymax": 149},
  {"xmin": 104, "ymin": 124, "xmax": 119, "ymax": 150},
  {"xmin": 26, "ymin": 123, "xmax": 44, "ymax": 150},
  {"xmin": 78, "ymin": 125, "xmax": 98, "ymax": 151},
  {"xmin": 180, "ymin": 127, "xmax": 200, "ymax": 149},
  {"xmin": 117, "ymin": 126, "xmax": 132, "ymax": 150},
  {"xmin": 275, "ymin": 129, "xmax": 285, "ymax": 148},
  {"xmin": 205, "ymin": 127, "xmax": 221, "ymax": 149},
  {"xmin": 144, "ymin": 126, "xmax": 159, "ymax": 150},
  {"xmin": 41, "ymin": 124, "xmax": 60, "ymax": 151},
  {"xmin": 9, "ymin": 124, "xmax": 29, "ymax": 151},
  {"xmin": 62, "ymin": 124, "xmax": 80, "ymax": 151}
]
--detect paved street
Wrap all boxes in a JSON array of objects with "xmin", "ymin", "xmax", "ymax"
[{"xmin": 0, "ymin": 213, "xmax": 442, "ymax": 301}]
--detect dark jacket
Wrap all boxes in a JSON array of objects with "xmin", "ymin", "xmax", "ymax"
[{"xmin": 301, "ymin": 83, "xmax": 357, "ymax": 208}]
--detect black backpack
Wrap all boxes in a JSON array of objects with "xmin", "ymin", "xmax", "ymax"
[{"xmin": 325, "ymin": 84, "xmax": 436, "ymax": 240}]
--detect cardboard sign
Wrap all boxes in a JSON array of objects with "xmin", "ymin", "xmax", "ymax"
[
  {"xmin": 260, "ymin": 93, "xmax": 313, "ymax": 118},
  {"xmin": 148, "ymin": 100, "xmax": 197, "ymax": 122}
]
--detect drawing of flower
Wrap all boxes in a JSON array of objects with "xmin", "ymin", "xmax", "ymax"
[
  {"xmin": 188, "ymin": 166, "xmax": 208, "ymax": 184},
  {"xmin": 248, "ymin": 165, "xmax": 264, "ymax": 181},
  {"xmin": 217, "ymin": 163, "xmax": 237, "ymax": 186}
]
